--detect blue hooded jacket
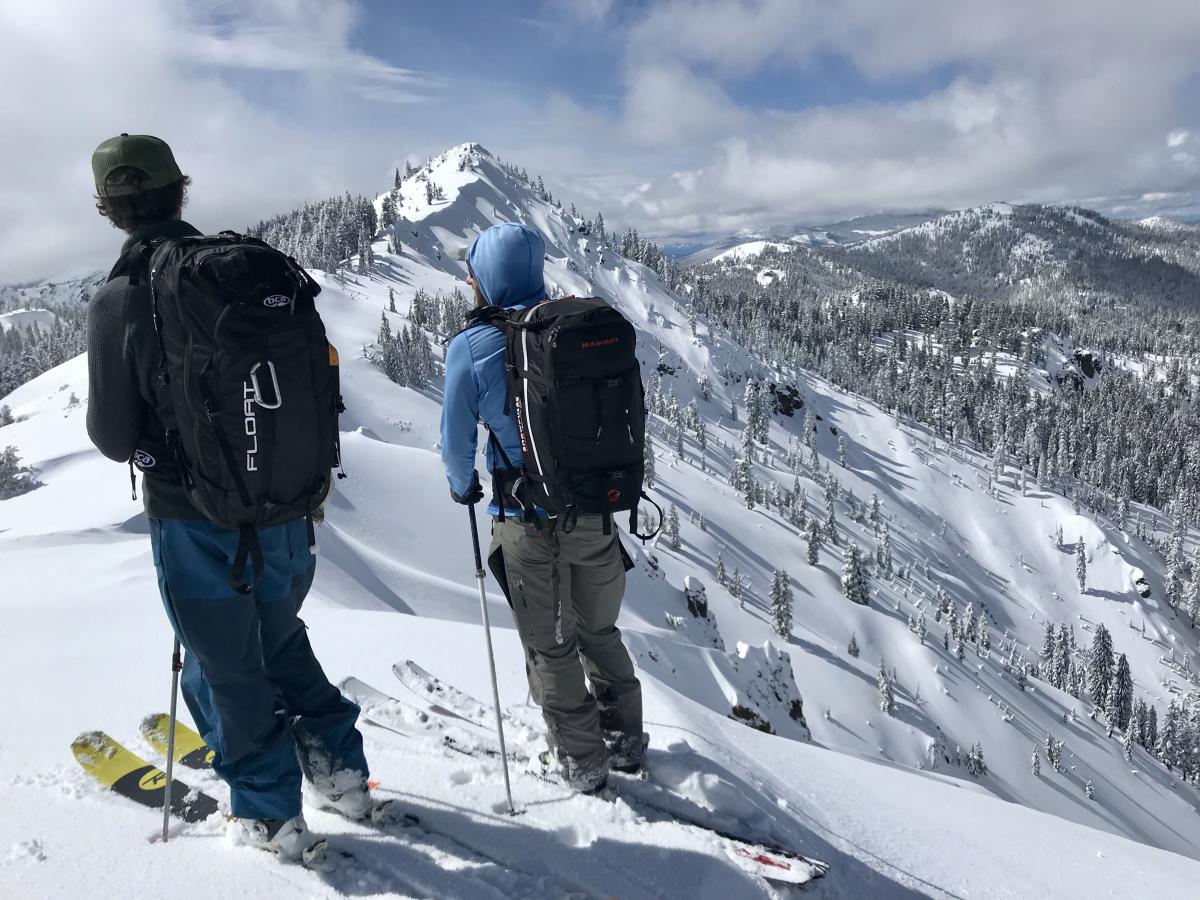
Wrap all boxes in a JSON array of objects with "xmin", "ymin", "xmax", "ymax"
[{"xmin": 441, "ymin": 223, "xmax": 547, "ymax": 514}]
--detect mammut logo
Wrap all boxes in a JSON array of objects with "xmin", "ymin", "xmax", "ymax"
[
  {"xmin": 607, "ymin": 488, "xmax": 622, "ymax": 503},
  {"xmin": 263, "ymin": 294, "xmax": 291, "ymax": 309},
  {"xmin": 581, "ymin": 336, "xmax": 619, "ymax": 350},
  {"xmin": 243, "ymin": 381, "xmax": 259, "ymax": 472},
  {"xmin": 132, "ymin": 449, "xmax": 156, "ymax": 470}
]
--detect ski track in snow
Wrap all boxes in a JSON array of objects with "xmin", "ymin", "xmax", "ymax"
[{"xmin": 5, "ymin": 143, "xmax": 1200, "ymax": 898}]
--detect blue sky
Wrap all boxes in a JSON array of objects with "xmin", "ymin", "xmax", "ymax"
[{"xmin": 1, "ymin": 0, "xmax": 1199, "ymax": 281}]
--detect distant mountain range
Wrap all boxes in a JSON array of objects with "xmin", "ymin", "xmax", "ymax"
[{"xmin": 686, "ymin": 202, "xmax": 1200, "ymax": 314}]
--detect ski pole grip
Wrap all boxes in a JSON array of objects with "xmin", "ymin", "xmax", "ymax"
[{"xmin": 467, "ymin": 503, "xmax": 485, "ymax": 575}]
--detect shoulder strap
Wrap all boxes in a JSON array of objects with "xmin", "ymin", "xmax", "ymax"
[{"xmin": 451, "ymin": 304, "xmax": 508, "ymax": 339}]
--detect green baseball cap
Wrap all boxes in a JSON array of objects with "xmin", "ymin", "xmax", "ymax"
[{"xmin": 91, "ymin": 133, "xmax": 184, "ymax": 196}]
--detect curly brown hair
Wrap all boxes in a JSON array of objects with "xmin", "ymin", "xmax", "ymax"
[{"xmin": 94, "ymin": 167, "xmax": 191, "ymax": 234}]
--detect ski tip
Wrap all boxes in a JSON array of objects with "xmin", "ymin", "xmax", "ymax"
[{"xmin": 70, "ymin": 730, "xmax": 112, "ymax": 759}]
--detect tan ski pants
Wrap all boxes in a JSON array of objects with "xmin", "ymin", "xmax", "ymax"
[{"xmin": 488, "ymin": 514, "xmax": 642, "ymax": 772}]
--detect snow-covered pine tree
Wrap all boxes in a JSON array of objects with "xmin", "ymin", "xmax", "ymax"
[
  {"xmin": 841, "ymin": 544, "xmax": 870, "ymax": 605},
  {"xmin": 790, "ymin": 480, "xmax": 807, "ymax": 527},
  {"xmin": 1041, "ymin": 621, "xmax": 1056, "ymax": 667},
  {"xmin": 837, "ymin": 435, "xmax": 846, "ymax": 468},
  {"xmin": 738, "ymin": 418, "xmax": 755, "ymax": 464},
  {"xmin": 1188, "ymin": 575, "xmax": 1200, "ymax": 628},
  {"xmin": 1112, "ymin": 652, "xmax": 1133, "ymax": 731},
  {"xmin": 0, "ymin": 446, "xmax": 43, "ymax": 500},
  {"xmin": 770, "ymin": 569, "xmax": 793, "ymax": 638},
  {"xmin": 1085, "ymin": 780, "xmax": 1094, "ymax": 800},
  {"xmin": 1088, "ymin": 623, "xmax": 1114, "ymax": 710},
  {"xmin": 966, "ymin": 743, "xmax": 987, "ymax": 777},
  {"xmin": 663, "ymin": 505, "xmax": 681, "ymax": 550},
  {"xmin": 1123, "ymin": 723, "xmax": 1135, "ymax": 762},
  {"xmin": 877, "ymin": 524, "xmax": 894, "ymax": 578},
  {"xmin": 742, "ymin": 468, "xmax": 757, "ymax": 510},
  {"xmin": 388, "ymin": 287, "xmax": 397, "ymax": 313},
  {"xmin": 1031, "ymin": 746, "xmax": 1041, "ymax": 776},
  {"xmin": 823, "ymin": 502, "xmax": 837, "ymax": 545},
  {"xmin": 1076, "ymin": 538, "xmax": 1087, "ymax": 592},
  {"xmin": 806, "ymin": 519, "xmax": 821, "ymax": 565},
  {"xmin": 877, "ymin": 659, "xmax": 895, "ymax": 715},
  {"xmin": 1055, "ymin": 523, "xmax": 1064, "ymax": 549},
  {"xmin": 848, "ymin": 633, "xmax": 860, "ymax": 657},
  {"xmin": 730, "ymin": 567, "xmax": 744, "ymax": 608},
  {"xmin": 1054, "ymin": 624, "xmax": 1071, "ymax": 689},
  {"xmin": 643, "ymin": 433, "xmax": 657, "ymax": 489},
  {"xmin": 715, "ymin": 548, "xmax": 727, "ymax": 586}
]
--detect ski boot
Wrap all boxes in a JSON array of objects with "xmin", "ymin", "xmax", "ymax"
[
  {"xmin": 606, "ymin": 731, "xmax": 649, "ymax": 774},
  {"xmin": 537, "ymin": 748, "xmax": 610, "ymax": 795},
  {"xmin": 228, "ymin": 814, "xmax": 324, "ymax": 863},
  {"xmin": 310, "ymin": 783, "xmax": 418, "ymax": 828}
]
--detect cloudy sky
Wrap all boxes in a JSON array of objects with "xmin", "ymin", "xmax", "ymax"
[{"xmin": 1, "ymin": 0, "xmax": 1199, "ymax": 282}]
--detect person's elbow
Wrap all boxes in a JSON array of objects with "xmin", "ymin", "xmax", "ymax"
[{"xmin": 86, "ymin": 410, "xmax": 136, "ymax": 463}]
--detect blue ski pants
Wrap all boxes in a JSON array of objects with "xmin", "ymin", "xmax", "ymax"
[{"xmin": 150, "ymin": 516, "xmax": 367, "ymax": 820}]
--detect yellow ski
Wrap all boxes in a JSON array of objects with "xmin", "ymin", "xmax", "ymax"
[
  {"xmin": 71, "ymin": 731, "xmax": 219, "ymax": 823},
  {"xmin": 140, "ymin": 714, "xmax": 215, "ymax": 770}
]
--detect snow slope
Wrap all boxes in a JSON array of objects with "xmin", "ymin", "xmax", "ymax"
[
  {"xmin": 4, "ymin": 143, "xmax": 1200, "ymax": 898},
  {"xmin": 711, "ymin": 241, "xmax": 794, "ymax": 263},
  {"xmin": 0, "ymin": 308, "xmax": 58, "ymax": 333}
]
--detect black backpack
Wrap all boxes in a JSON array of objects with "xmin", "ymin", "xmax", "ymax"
[
  {"xmin": 482, "ymin": 296, "xmax": 660, "ymax": 539},
  {"xmin": 133, "ymin": 232, "xmax": 343, "ymax": 592}
]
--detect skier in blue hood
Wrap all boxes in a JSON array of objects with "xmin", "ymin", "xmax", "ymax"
[{"xmin": 441, "ymin": 222, "xmax": 645, "ymax": 793}]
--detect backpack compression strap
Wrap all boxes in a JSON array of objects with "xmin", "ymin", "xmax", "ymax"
[{"xmin": 231, "ymin": 526, "xmax": 264, "ymax": 595}]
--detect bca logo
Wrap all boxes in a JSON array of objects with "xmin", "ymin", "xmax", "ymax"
[
  {"xmin": 133, "ymin": 449, "xmax": 156, "ymax": 470},
  {"xmin": 263, "ymin": 294, "xmax": 291, "ymax": 309}
]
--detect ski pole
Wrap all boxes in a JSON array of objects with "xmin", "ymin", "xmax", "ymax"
[
  {"xmin": 468, "ymin": 503, "xmax": 516, "ymax": 815},
  {"xmin": 162, "ymin": 637, "xmax": 182, "ymax": 843}
]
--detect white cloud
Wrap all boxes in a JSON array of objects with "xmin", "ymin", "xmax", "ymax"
[
  {"xmin": 585, "ymin": 0, "xmax": 1200, "ymax": 238},
  {"xmin": 621, "ymin": 63, "xmax": 745, "ymax": 145},
  {"xmin": 0, "ymin": 0, "xmax": 444, "ymax": 282},
  {"xmin": 558, "ymin": 0, "xmax": 615, "ymax": 23}
]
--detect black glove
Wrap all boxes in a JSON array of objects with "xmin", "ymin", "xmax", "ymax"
[{"xmin": 451, "ymin": 473, "xmax": 485, "ymax": 506}]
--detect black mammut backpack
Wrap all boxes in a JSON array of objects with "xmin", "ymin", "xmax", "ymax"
[
  {"xmin": 131, "ymin": 232, "xmax": 343, "ymax": 592},
  {"xmin": 482, "ymin": 296, "xmax": 660, "ymax": 538}
]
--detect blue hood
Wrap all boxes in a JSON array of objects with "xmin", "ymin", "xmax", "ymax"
[{"xmin": 467, "ymin": 223, "xmax": 547, "ymax": 309}]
